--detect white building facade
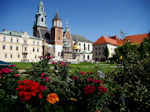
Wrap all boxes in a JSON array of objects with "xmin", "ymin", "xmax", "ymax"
[{"xmin": 0, "ymin": 30, "xmax": 43, "ymax": 62}]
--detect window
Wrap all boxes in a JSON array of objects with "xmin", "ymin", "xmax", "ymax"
[
  {"xmin": 25, "ymin": 47, "xmax": 27, "ymax": 51},
  {"xmin": 83, "ymin": 55, "xmax": 85, "ymax": 59},
  {"xmin": 5, "ymin": 53, "xmax": 7, "ymax": 58},
  {"xmin": 99, "ymin": 52, "xmax": 101, "ymax": 55},
  {"xmin": 10, "ymin": 54, "xmax": 13, "ymax": 58},
  {"xmin": 58, "ymin": 52, "xmax": 60, "ymax": 56},
  {"xmin": 11, "ymin": 38, "xmax": 13, "ymax": 42},
  {"xmin": 3, "ymin": 37, "xmax": 6, "ymax": 41},
  {"xmin": 17, "ymin": 39, "xmax": 19, "ymax": 43},
  {"xmin": 96, "ymin": 48, "xmax": 97, "ymax": 50},
  {"xmin": 96, "ymin": 53, "xmax": 97, "ymax": 56},
  {"xmin": 99, "ymin": 47, "xmax": 101, "ymax": 50},
  {"xmin": 35, "ymin": 55, "xmax": 37, "ymax": 59},
  {"xmin": 16, "ymin": 46, "xmax": 18, "ymax": 50},
  {"xmin": 87, "ymin": 55, "xmax": 89, "ymax": 59},
  {"xmin": 33, "ymin": 48, "xmax": 35, "ymax": 52},
  {"xmin": 18, "ymin": 54, "xmax": 20, "ymax": 58},
  {"xmin": 58, "ymin": 36, "xmax": 60, "ymax": 40},
  {"xmin": 88, "ymin": 44, "xmax": 90, "ymax": 51},
  {"xmin": 84, "ymin": 44, "xmax": 86, "ymax": 50},
  {"xmin": 10, "ymin": 45, "xmax": 13, "ymax": 50},
  {"xmin": 24, "ymin": 40, "xmax": 27, "ymax": 44},
  {"xmin": 3, "ymin": 45, "xmax": 5, "ymax": 49},
  {"xmin": 33, "ymin": 41, "xmax": 35, "ymax": 45},
  {"xmin": 41, "ymin": 18, "xmax": 43, "ymax": 22},
  {"xmin": 37, "ymin": 48, "xmax": 39, "ymax": 52}
]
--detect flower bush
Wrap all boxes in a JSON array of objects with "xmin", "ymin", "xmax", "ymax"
[{"xmin": 0, "ymin": 57, "xmax": 117, "ymax": 112}]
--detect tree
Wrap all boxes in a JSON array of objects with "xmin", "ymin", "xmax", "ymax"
[{"xmin": 104, "ymin": 46, "xmax": 109, "ymax": 59}]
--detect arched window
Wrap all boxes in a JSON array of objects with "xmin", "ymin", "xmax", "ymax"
[{"xmin": 41, "ymin": 18, "xmax": 44, "ymax": 22}]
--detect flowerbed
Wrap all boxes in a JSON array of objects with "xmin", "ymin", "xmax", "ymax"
[{"xmin": 0, "ymin": 57, "xmax": 119, "ymax": 112}]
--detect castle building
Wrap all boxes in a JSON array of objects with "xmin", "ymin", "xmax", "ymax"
[
  {"xmin": 93, "ymin": 34, "xmax": 149, "ymax": 61},
  {"xmin": 33, "ymin": 1, "xmax": 93, "ymax": 62},
  {"xmin": 0, "ymin": 30, "xmax": 43, "ymax": 62}
]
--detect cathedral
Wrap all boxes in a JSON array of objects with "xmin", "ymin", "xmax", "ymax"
[{"xmin": 33, "ymin": 1, "xmax": 93, "ymax": 62}]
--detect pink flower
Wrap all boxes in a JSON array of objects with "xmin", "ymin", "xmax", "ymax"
[
  {"xmin": 80, "ymin": 71, "xmax": 86, "ymax": 76},
  {"xmin": 41, "ymin": 73, "xmax": 45, "ymax": 79},
  {"xmin": 12, "ymin": 65, "xmax": 16, "ymax": 67},
  {"xmin": 14, "ymin": 74, "xmax": 21, "ymax": 77},
  {"xmin": 51, "ymin": 61, "xmax": 56, "ymax": 64},
  {"xmin": 45, "ymin": 76, "xmax": 49, "ymax": 82}
]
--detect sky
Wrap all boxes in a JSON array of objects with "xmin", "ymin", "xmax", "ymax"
[{"xmin": 0, "ymin": 0, "xmax": 150, "ymax": 42}]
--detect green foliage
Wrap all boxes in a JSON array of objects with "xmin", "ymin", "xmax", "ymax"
[
  {"xmin": 104, "ymin": 46, "xmax": 109, "ymax": 59},
  {"xmin": 106, "ymin": 36, "xmax": 150, "ymax": 111}
]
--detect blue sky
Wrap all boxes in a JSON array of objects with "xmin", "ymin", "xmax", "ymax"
[{"xmin": 0, "ymin": 0, "xmax": 149, "ymax": 42}]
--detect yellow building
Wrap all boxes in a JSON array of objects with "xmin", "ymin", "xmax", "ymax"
[{"xmin": 0, "ymin": 30, "xmax": 43, "ymax": 62}]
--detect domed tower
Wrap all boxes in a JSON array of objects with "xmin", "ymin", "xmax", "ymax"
[{"xmin": 33, "ymin": 1, "xmax": 48, "ymax": 38}]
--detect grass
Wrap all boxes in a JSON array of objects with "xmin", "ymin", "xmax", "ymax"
[{"xmin": 11, "ymin": 62, "xmax": 116, "ymax": 74}]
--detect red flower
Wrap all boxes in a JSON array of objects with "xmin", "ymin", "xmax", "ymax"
[
  {"xmin": 72, "ymin": 76, "xmax": 79, "ymax": 80},
  {"xmin": 0, "ymin": 74, "xmax": 2, "ymax": 77},
  {"xmin": 84, "ymin": 85, "xmax": 96, "ymax": 95},
  {"xmin": 14, "ymin": 74, "xmax": 21, "ymax": 77},
  {"xmin": 87, "ymin": 78, "xmax": 102, "ymax": 83},
  {"xmin": 16, "ymin": 79, "xmax": 44, "ymax": 101},
  {"xmin": 98, "ymin": 86, "xmax": 107, "ymax": 92}
]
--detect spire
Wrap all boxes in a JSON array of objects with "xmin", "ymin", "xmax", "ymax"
[
  {"xmin": 38, "ymin": 1, "xmax": 44, "ymax": 12},
  {"xmin": 53, "ymin": 12, "xmax": 61, "ymax": 21},
  {"xmin": 65, "ymin": 21, "xmax": 69, "ymax": 30},
  {"xmin": 34, "ymin": 1, "xmax": 47, "ymax": 28}
]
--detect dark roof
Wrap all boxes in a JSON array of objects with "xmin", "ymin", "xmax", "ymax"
[
  {"xmin": 36, "ymin": 29, "xmax": 50, "ymax": 43},
  {"xmin": 53, "ymin": 12, "xmax": 61, "ymax": 21},
  {"xmin": 71, "ymin": 34, "xmax": 92, "ymax": 43}
]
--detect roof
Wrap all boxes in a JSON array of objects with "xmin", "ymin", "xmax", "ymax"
[
  {"xmin": 123, "ymin": 34, "xmax": 148, "ymax": 44},
  {"xmin": 71, "ymin": 34, "xmax": 92, "ymax": 43},
  {"xmin": 0, "ymin": 30, "xmax": 42, "ymax": 40},
  {"xmin": 93, "ymin": 34, "xmax": 149, "ymax": 46},
  {"xmin": 93, "ymin": 36, "xmax": 119, "ymax": 46},
  {"xmin": 53, "ymin": 12, "xmax": 61, "ymax": 21}
]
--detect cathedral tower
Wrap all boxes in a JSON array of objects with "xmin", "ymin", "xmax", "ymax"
[
  {"xmin": 50, "ymin": 12, "xmax": 63, "ymax": 59},
  {"xmin": 33, "ymin": 1, "xmax": 47, "ymax": 38}
]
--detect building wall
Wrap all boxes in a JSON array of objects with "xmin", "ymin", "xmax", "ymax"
[
  {"xmin": 93, "ymin": 43, "xmax": 117, "ymax": 61},
  {"xmin": 73, "ymin": 41, "xmax": 93, "ymax": 61},
  {"xmin": 54, "ymin": 45, "xmax": 62, "ymax": 59},
  {"xmin": 0, "ymin": 33, "xmax": 43, "ymax": 62}
]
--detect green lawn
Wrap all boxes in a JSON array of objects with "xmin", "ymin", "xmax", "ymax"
[{"xmin": 11, "ymin": 62, "xmax": 116, "ymax": 74}]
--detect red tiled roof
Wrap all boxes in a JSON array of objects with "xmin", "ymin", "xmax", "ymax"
[
  {"xmin": 93, "ymin": 34, "xmax": 149, "ymax": 46},
  {"xmin": 123, "ymin": 34, "xmax": 148, "ymax": 44},
  {"xmin": 93, "ymin": 36, "xmax": 120, "ymax": 46}
]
